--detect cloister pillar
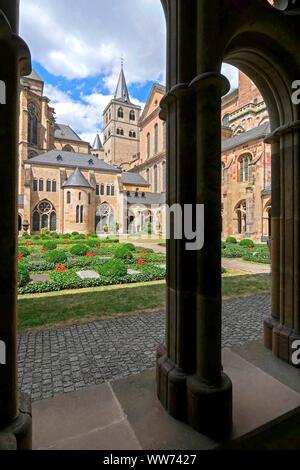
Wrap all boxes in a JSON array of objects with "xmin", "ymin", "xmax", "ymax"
[
  {"xmin": 0, "ymin": 0, "xmax": 32, "ymax": 449},
  {"xmin": 264, "ymin": 125, "xmax": 300, "ymax": 368},
  {"xmin": 157, "ymin": 0, "xmax": 232, "ymax": 440}
]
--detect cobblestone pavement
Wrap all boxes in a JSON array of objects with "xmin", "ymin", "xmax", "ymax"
[{"xmin": 18, "ymin": 294, "xmax": 270, "ymax": 401}]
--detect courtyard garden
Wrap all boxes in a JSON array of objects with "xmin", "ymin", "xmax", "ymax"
[
  {"xmin": 221, "ymin": 237, "xmax": 271, "ymax": 264},
  {"xmin": 18, "ymin": 231, "xmax": 166, "ymax": 295}
]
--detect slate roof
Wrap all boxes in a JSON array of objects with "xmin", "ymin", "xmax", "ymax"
[
  {"xmin": 222, "ymin": 122, "xmax": 270, "ymax": 152},
  {"xmin": 54, "ymin": 123, "xmax": 83, "ymax": 142},
  {"xmin": 114, "ymin": 66, "xmax": 131, "ymax": 103},
  {"xmin": 126, "ymin": 191, "xmax": 165, "ymax": 205},
  {"xmin": 121, "ymin": 172, "xmax": 149, "ymax": 187},
  {"xmin": 63, "ymin": 168, "xmax": 93, "ymax": 188},
  {"xmin": 25, "ymin": 150, "xmax": 120, "ymax": 173},
  {"xmin": 261, "ymin": 183, "xmax": 271, "ymax": 195},
  {"xmin": 92, "ymin": 133, "xmax": 103, "ymax": 150}
]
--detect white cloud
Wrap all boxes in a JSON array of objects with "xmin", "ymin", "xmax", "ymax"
[
  {"xmin": 44, "ymin": 84, "xmax": 144, "ymax": 144},
  {"xmin": 20, "ymin": 0, "xmax": 166, "ymax": 90}
]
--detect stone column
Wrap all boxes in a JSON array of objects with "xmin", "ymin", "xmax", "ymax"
[
  {"xmin": 157, "ymin": 0, "xmax": 232, "ymax": 440},
  {"xmin": 0, "ymin": 0, "xmax": 32, "ymax": 449},
  {"xmin": 264, "ymin": 125, "xmax": 300, "ymax": 368}
]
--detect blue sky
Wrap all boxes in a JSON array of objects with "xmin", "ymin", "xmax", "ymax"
[{"xmin": 20, "ymin": 0, "xmax": 238, "ymax": 144}]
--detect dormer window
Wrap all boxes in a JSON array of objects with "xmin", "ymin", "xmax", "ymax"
[
  {"xmin": 142, "ymin": 192, "xmax": 145, "ymax": 198},
  {"xmin": 88, "ymin": 159, "xmax": 94, "ymax": 166},
  {"xmin": 127, "ymin": 191, "xmax": 131, "ymax": 197},
  {"xmin": 56, "ymin": 155, "xmax": 63, "ymax": 162}
]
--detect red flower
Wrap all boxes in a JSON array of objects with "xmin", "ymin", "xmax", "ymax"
[
  {"xmin": 96, "ymin": 245, "xmax": 102, "ymax": 249},
  {"xmin": 55, "ymin": 264, "xmax": 68, "ymax": 272},
  {"xmin": 138, "ymin": 250, "xmax": 146, "ymax": 254},
  {"xmin": 137, "ymin": 259, "xmax": 145, "ymax": 266},
  {"xmin": 41, "ymin": 248, "xmax": 48, "ymax": 253},
  {"xmin": 86, "ymin": 251, "xmax": 95, "ymax": 257},
  {"xmin": 18, "ymin": 255, "xmax": 24, "ymax": 261},
  {"xmin": 247, "ymin": 244, "xmax": 254, "ymax": 249}
]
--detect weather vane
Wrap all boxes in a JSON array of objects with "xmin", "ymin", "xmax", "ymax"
[{"xmin": 121, "ymin": 55, "xmax": 124, "ymax": 68}]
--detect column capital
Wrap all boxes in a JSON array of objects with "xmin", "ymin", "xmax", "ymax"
[{"xmin": 264, "ymin": 120, "xmax": 300, "ymax": 143}]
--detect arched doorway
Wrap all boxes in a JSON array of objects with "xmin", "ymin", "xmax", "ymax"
[
  {"xmin": 234, "ymin": 200, "xmax": 247, "ymax": 235},
  {"xmin": 95, "ymin": 203, "xmax": 115, "ymax": 234}
]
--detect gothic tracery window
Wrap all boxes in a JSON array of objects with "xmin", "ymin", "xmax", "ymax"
[
  {"xmin": 28, "ymin": 103, "xmax": 39, "ymax": 146},
  {"xmin": 32, "ymin": 200, "xmax": 57, "ymax": 232}
]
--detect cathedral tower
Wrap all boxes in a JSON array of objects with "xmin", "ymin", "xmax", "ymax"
[{"xmin": 102, "ymin": 64, "xmax": 141, "ymax": 169}]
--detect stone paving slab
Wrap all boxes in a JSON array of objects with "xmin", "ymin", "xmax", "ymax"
[
  {"xmin": 18, "ymin": 294, "xmax": 271, "ymax": 402},
  {"xmin": 30, "ymin": 274, "xmax": 51, "ymax": 282},
  {"xmin": 77, "ymin": 270, "xmax": 100, "ymax": 280}
]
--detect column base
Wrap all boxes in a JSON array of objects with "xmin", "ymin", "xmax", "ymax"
[
  {"xmin": 264, "ymin": 318, "xmax": 300, "ymax": 368},
  {"xmin": 0, "ymin": 393, "xmax": 32, "ymax": 450},
  {"xmin": 156, "ymin": 345, "xmax": 232, "ymax": 440}
]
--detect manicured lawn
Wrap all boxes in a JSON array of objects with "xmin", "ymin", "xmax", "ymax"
[{"xmin": 18, "ymin": 273, "xmax": 271, "ymax": 332}]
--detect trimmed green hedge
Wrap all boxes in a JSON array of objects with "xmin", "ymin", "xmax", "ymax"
[
  {"xmin": 19, "ymin": 246, "xmax": 31, "ymax": 257},
  {"xmin": 18, "ymin": 263, "xmax": 30, "ymax": 287},
  {"xmin": 70, "ymin": 244, "xmax": 89, "ymax": 256},
  {"xmin": 240, "ymin": 239, "xmax": 254, "ymax": 247},
  {"xmin": 114, "ymin": 246, "xmax": 134, "ymax": 260},
  {"xmin": 43, "ymin": 241, "xmax": 58, "ymax": 251},
  {"xmin": 226, "ymin": 237, "xmax": 237, "ymax": 244},
  {"xmin": 97, "ymin": 260, "xmax": 127, "ymax": 277},
  {"xmin": 46, "ymin": 250, "xmax": 68, "ymax": 264}
]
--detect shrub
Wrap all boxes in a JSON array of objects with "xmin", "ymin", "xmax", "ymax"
[
  {"xmin": 103, "ymin": 225, "xmax": 109, "ymax": 233},
  {"xmin": 114, "ymin": 246, "xmax": 134, "ymax": 260},
  {"xmin": 240, "ymin": 239, "xmax": 255, "ymax": 247},
  {"xmin": 71, "ymin": 232, "xmax": 79, "ymax": 236},
  {"xmin": 43, "ymin": 241, "xmax": 58, "ymax": 251},
  {"xmin": 97, "ymin": 259, "xmax": 127, "ymax": 277},
  {"xmin": 40, "ymin": 228, "xmax": 50, "ymax": 238},
  {"xmin": 73, "ymin": 234, "xmax": 85, "ymax": 240},
  {"xmin": 46, "ymin": 250, "xmax": 68, "ymax": 264},
  {"xmin": 222, "ymin": 245, "xmax": 245, "ymax": 258},
  {"xmin": 32, "ymin": 235, "xmax": 41, "ymax": 241},
  {"xmin": 22, "ymin": 233, "xmax": 31, "ymax": 240},
  {"xmin": 121, "ymin": 243, "xmax": 136, "ymax": 252},
  {"xmin": 50, "ymin": 232, "xmax": 60, "ymax": 239},
  {"xmin": 70, "ymin": 244, "xmax": 89, "ymax": 257},
  {"xmin": 18, "ymin": 263, "xmax": 30, "ymax": 287},
  {"xmin": 88, "ymin": 233, "xmax": 99, "ymax": 238},
  {"xmin": 221, "ymin": 267, "xmax": 227, "ymax": 274},
  {"xmin": 63, "ymin": 233, "xmax": 72, "ymax": 239},
  {"xmin": 86, "ymin": 239, "xmax": 100, "ymax": 248},
  {"xmin": 19, "ymin": 246, "xmax": 30, "ymax": 257},
  {"xmin": 226, "ymin": 236, "xmax": 237, "ymax": 244}
]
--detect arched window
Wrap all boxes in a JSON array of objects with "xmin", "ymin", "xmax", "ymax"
[
  {"xmin": 222, "ymin": 113, "xmax": 230, "ymax": 127},
  {"xmin": 79, "ymin": 192, "xmax": 82, "ymax": 201},
  {"xmin": 33, "ymin": 179, "xmax": 38, "ymax": 192},
  {"xmin": 32, "ymin": 200, "xmax": 57, "ymax": 232},
  {"xmin": 129, "ymin": 110, "xmax": 135, "ymax": 121},
  {"xmin": 39, "ymin": 178, "xmax": 44, "ymax": 192},
  {"xmin": 96, "ymin": 184, "xmax": 100, "ymax": 196},
  {"xmin": 154, "ymin": 164, "xmax": 158, "ymax": 193},
  {"xmin": 147, "ymin": 132, "xmax": 151, "ymax": 159},
  {"xmin": 63, "ymin": 145, "xmax": 75, "ymax": 152},
  {"xmin": 239, "ymin": 154, "xmax": 252, "ymax": 183},
  {"xmin": 118, "ymin": 107, "xmax": 124, "ymax": 119},
  {"xmin": 52, "ymin": 180, "xmax": 57, "ymax": 192},
  {"xmin": 46, "ymin": 180, "xmax": 51, "ymax": 192},
  {"xmin": 76, "ymin": 205, "xmax": 80, "ymax": 224},
  {"xmin": 154, "ymin": 124, "xmax": 159, "ymax": 155},
  {"xmin": 41, "ymin": 214, "xmax": 49, "ymax": 229},
  {"xmin": 162, "ymin": 161, "xmax": 166, "ymax": 192},
  {"xmin": 146, "ymin": 168, "xmax": 150, "ymax": 184},
  {"xmin": 67, "ymin": 191, "xmax": 71, "ymax": 204},
  {"xmin": 88, "ymin": 193, "xmax": 91, "ymax": 205},
  {"xmin": 101, "ymin": 184, "xmax": 105, "ymax": 196},
  {"xmin": 132, "ymin": 131, "xmax": 136, "ymax": 138},
  {"xmin": 32, "ymin": 211, "xmax": 40, "ymax": 232},
  {"xmin": 111, "ymin": 185, "xmax": 115, "ymax": 196},
  {"xmin": 235, "ymin": 200, "xmax": 247, "ymax": 234},
  {"xmin": 107, "ymin": 185, "xmax": 111, "ymax": 196},
  {"xmin": 28, "ymin": 103, "xmax": 39, "ymax": 146},
  {"xmin": 50, "ymin": 212, "xmax": 57, "ymax": 231},
  {"xmin": 80, "ymin": 206, "xmax": 84, "ymax": 224},
  {"xmin": 163, "ymin": 121, "xmax": 166, "ymax": 150},
  {"xmin": 117, "ymin": 128, "xmax": 124, "ymax": 136}
]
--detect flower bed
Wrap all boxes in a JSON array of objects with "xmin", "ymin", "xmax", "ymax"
[{"xmin": 17, "ymin": 235, "xmax": 166, "ymax": 294}]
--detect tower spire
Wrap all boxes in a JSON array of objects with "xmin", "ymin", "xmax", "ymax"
[{"xmin": 114, "ymin": 61, "xmax": 130, "ymax": 103}]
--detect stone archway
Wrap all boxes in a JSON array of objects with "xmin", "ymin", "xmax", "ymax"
[
  {"xmin": 95, "ymin": 203, "xmax": 115, "ymax": 234},
  {"xmin": 158, "ymin": 0, "xmax": 300, "ymax": 439}
]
